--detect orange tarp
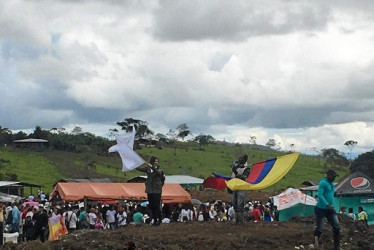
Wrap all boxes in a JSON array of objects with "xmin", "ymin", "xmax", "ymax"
[{"xmin": 50, "ymin": 183, "xmax": 191, "ymax": 204}]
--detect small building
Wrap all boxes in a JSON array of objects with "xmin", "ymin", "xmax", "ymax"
[
  {"xmin": 0, "ymin": 181, "xmax": 42, "ymax": 197},
  {"xmin": 13, "ymin": 138, "xmax": 49, "ymax": 150},
  {"xmin": 127, "ymin": 175, "xmax": 204, "ymax": 190}
]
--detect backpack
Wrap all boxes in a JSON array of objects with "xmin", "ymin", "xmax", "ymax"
[{"xmin": 65, "ymin": 212, "xmax": 73, "ymax": 229}]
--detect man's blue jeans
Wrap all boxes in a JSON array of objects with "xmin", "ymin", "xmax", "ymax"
[{"xmin": 314, "ymin": 206, "xmax": 340, "ymax": 245}]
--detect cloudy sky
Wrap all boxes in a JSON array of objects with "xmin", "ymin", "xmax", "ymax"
[{"xmin": 1, "ymin": 0, "xmax": 374, "ymax": 156}]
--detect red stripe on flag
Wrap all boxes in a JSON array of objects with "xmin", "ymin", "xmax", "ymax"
[{"xmin": 247, "ymin": 161, "xmax": 266, "ymax": 183}]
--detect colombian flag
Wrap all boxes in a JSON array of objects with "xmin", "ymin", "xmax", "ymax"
[
  {"xmin": 204, "ymin": 153, "xmax": 299, "ymax": 191},
  {"xmin": 48, "ymin": 214, "xmax": 68, "ymax": 241}
]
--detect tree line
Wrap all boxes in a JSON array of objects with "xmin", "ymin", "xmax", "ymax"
[{"xmin": 1, "ymin": 119, "xmax": 372, "ymax": 178}]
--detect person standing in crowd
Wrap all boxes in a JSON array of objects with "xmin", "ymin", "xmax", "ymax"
[
  {"xmin": 314, "ymin": 169, "xmax": 341, "ymax": 250},
  {"xmin": 106, "ymin": 205, "xmax": 117, "ymax": 230},
  {"xmin": 358, "ymin": 206, "xmax": 368, "ymax": 225},
  {"xmin": 77, "ymin": 207, "xmax": 88, "ymax": 229},
  {"xmin": 63, "ymin": 205, "xmax": 77, "ymax": 232},
  {"xmin": 33, "ymin": 204, "xmax": 49, "ymax": 242},
  {"xmin": 231, "ymin": 154, "xmax": 251, "ymax": 224},
  {"xmin": 24, "ymin": 207, "xmax": 34, "ymax": 241},
  {"xmin": 12, "ymin": 202, "xmax": 20, "ymax": 233},
  {"xmin": 273, "ymin": 205, "xmax": 279, "ymax": 221},
  {"xmin": 132, "ymin": 204, "xmax": 144, "ymax": 224},
  {"xmin": 137, "ymin": 156, "xmax": 165, "ymax": 226},
  {"xmin": 339, "ymin": 206, "xmax": 347, "ymax": 215},
  {"xmin": 348, "ymin": 207, "xmax": 357, "ymax": 220},
  {"xmin": 117, "ymin": 206, "xmax": 127, "ymax": 228},
  {"xmin": 264, "ymin": 204, "xmax": 272, "ymax": 222},
  {"xmin": 252, "ymin": 203, "xmax": 261, "ymax": 222},
  {"xmin": 0, "ymin": 203, "xmax": 4, "ymax": 245}
]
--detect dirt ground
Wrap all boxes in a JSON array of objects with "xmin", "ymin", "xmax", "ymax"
[{"xmin": 1, "ymin": 190, "xmax": 373, "ymax": 250}]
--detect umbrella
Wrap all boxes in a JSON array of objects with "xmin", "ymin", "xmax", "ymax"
[
  {"xmin": 140, "ymin": 201, "xmax": 149, "ymax": 207},
  {"xmin": 22, "ymin": 201, "xmax": 39, "ymax": 207},
  {"xmin": 191, "ymin": 198, "xmax": 202, "ymax": 205}
]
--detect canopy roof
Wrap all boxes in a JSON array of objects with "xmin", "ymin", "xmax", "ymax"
[
  {"xmin": 50, "ymin": 182, "xmax": 191, "ymax": 204},
  {"xmin": 335, "ymin": 170, "xmax": 374, "ymax": 197}
]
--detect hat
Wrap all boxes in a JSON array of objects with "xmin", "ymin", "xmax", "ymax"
[
  {"xmin": 38, "ymin": 204, "xmax": 44, "ymax": 208},
  {"xmin": 326, "ymin": 169, "xmax": 338, "ymax": 177}
]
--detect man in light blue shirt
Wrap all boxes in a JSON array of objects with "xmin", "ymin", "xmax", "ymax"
[
  {"xmin": 314, "ymin": 169, "xmax": 341, "ymax": 250},
  {"xmin": 12, "ymin": 202, "xmax": 20, "ymax": 233}
]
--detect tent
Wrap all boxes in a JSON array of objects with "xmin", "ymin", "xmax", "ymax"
[
  {"xmin": 0, "ymin": 192, "xmax": 20, "ymax": 203},
  {"xmin": 50, "ymin": 183, "xmax": 191, "ymax": 204},
  {"xmin": 272, "ymin": 188, "xmax": 317, "ymax": 221},
  {"xmin": 334, "ymin": 171, "xmax": 374, "ymax": 225}
]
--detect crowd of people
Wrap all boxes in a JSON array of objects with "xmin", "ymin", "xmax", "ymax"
[{"xmin": 0, "ymin": 193, "xmax": 283, "ymax": 243}]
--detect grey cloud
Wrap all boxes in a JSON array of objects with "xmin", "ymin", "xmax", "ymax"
[{"xmin": 152, "ymin": 0, "xmax": 330, "ymax": 41}]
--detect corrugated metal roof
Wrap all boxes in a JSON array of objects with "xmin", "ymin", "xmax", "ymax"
[
  {"xmin": 13, "ymin": 139, "xmax": 48, "ymax": 143},
  {"xmin": 58, "ymin": 178, "xmax": 113, "ymax": 183},
  {"xmin": 0, "ymin": 181, "xmax": 20, "ymax": 187},
  {"xmin": 136, "ymin": 175, "xmax": 204, "ymax": 184}
]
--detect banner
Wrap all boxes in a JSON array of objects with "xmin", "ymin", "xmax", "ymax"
[{"xmin": 272, "ymin": 188, "xmax": 317, "ymax": 210}]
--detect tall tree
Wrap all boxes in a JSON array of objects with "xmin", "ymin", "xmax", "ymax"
[
  {"xmin": 117, "ymin": 118, "xmax": 154, "ymax": 138},
  {"xmin": 0, "ymin": 126, "xmax": 12, "ymax": 146},
  {"xmin": 193, "ymin": 134, "xmax": 215, "ymax": 146},
  {"xmin": 321, "ymin": 148, "xmax": 349, "ymax": 168},
  {"xmin": 29, "ymin": 125, "xmax": 49, "ymax": 139},
  {"xmin": 176, "ymin": 123, "xmax": 192, "ymax": 141},
  {"xmin": 350, "ymin": 150, "xmax": 374, "ymax": 178},
  {"xmin": 344, "ymin": 140, "xmax": 358, "ymax": 162},
  {"xmin": 249, "ymin": 135, "xmax": 257, "ymax": 145},
  {"xmin": 71, "ymin": 126, "xmax": 83, "ymax": 135}
]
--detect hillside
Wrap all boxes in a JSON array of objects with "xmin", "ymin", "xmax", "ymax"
[{"xmin": 0, "ymin": 144, "xmax": 349, "ymax": 195}]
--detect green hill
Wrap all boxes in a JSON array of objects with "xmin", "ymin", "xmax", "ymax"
[{"xmin": 0, "ymin": 144, "xmax": 349, "ymax": 195}]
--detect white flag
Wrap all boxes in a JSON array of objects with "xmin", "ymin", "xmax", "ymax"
[{"xmin": 108, "ymin": 128, "xmax": 145, "ymax": 172}]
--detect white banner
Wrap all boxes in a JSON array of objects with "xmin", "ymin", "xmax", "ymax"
[{"xmin": 272, "ymin": 188, "xmax": 317, "ymax": 210}]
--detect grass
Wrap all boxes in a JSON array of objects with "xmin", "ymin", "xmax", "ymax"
[{"xmin": 0, "ymin": 143, "xmax": 350, "ymax": 195}]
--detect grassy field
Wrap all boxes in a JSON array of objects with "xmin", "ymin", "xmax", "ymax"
[{"xmin": 0, "ymin": 143, "xmax": 349, "ymax": 195}]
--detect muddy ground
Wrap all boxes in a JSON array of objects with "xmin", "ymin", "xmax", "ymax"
[{"xmin": 1, "ymin": 190, "xmax": 373, "ymax": 250}]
